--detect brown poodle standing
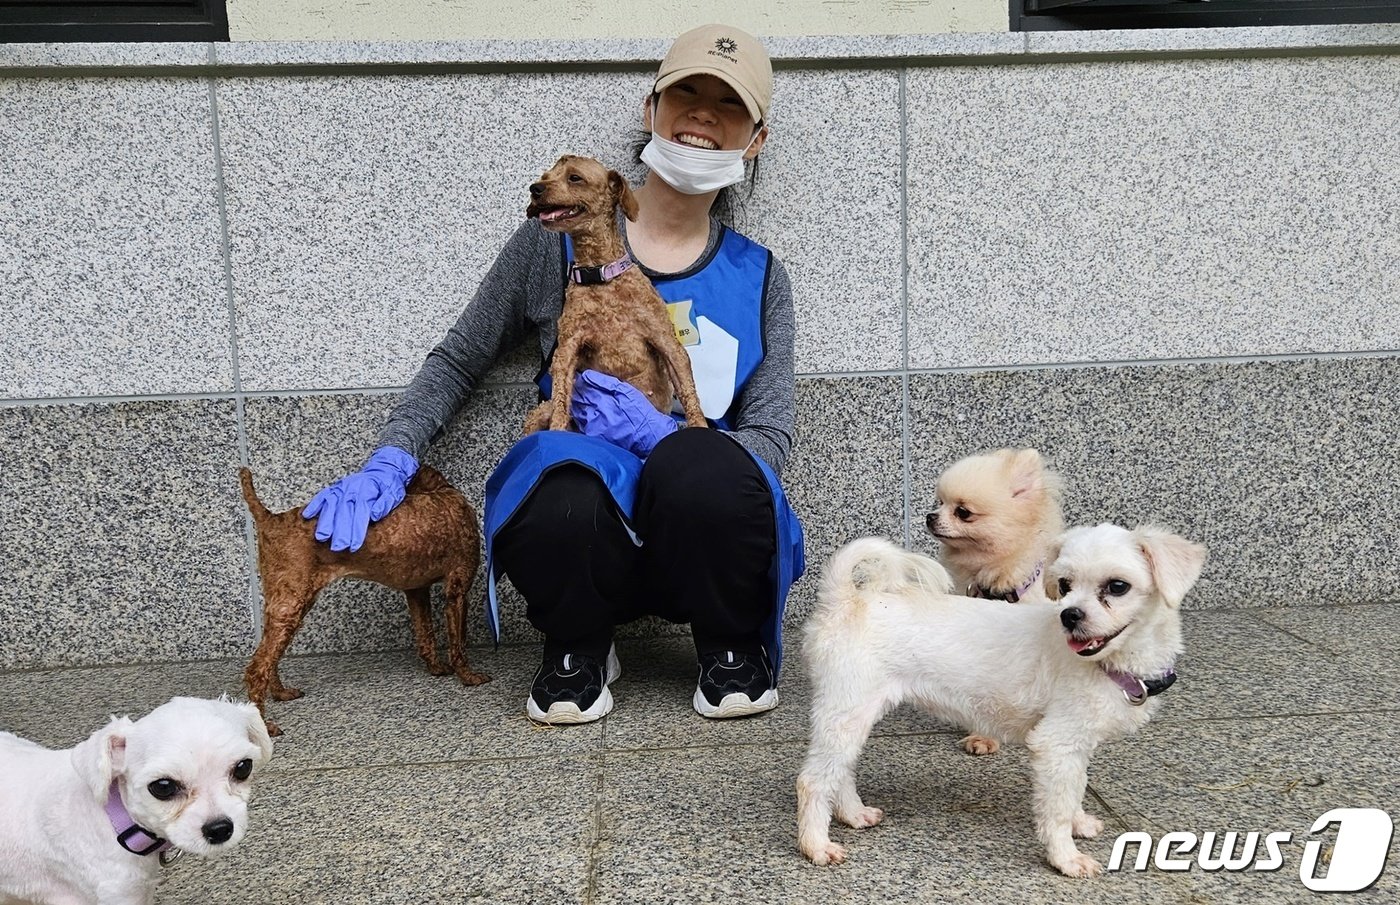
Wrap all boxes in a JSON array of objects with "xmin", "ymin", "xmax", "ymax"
[{"xmin": 239, "ymin": 466, "xmax": 487, "ymax": 735}]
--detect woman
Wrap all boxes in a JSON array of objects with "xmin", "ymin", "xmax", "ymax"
[{"xmin": 303, "ymin": 23, "xmax": 803, "ymax": 725}]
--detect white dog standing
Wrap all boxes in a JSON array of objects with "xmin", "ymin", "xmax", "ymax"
[
  {"xmin": 0, "ymin": 696, "xmax": 273, "ymax": 905},
  {"xmin": 796, "ymin": 525, "xmax": 1206, "ymax": 877}
]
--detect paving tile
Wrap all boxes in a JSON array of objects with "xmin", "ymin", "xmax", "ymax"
[
  {"xmin": 0, "ymin": 647, "xmax": 598, "ymax": 772},
  {"xmin": 595, "ymin": 738, "xmax": 1197, "ymax": 905},
  {"xmin": 603, "ymin": 635, "xmax": 961, "ymax": 754},
  {"xmin": 4, "ymin": 604, "xmax": 1398, "ymax": 903},
  {"xmin": 0, "ymin": 657, "xmax": 243, "ymax": 749},
  {"xmin": 1252, "ymin": 602, "xmax": 1400, "ymax": 665},
  {"xmin": 1160, "ymin": 610, "xmax": 1400, "ymax": 723},
  {"xmin": 1090, "ymin": 712, "xmax": 1400, "ymax": 902},
  {"xmin": 242, "ymin": 646, "xmax": 601, "ymax": 771},
  {"xmin": 159, "ymin": 755, "xmax": 598, "ymax": 905}
]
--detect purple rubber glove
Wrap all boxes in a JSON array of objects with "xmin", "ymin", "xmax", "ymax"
[
  {"xmin": 571, "ymin": 369, "xmax": 681, "ymax": 458},
  {"xmin": 301, "ymin": 446, "xmax": 418, "ymax": 553}
]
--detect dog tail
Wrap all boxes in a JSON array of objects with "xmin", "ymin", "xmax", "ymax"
[
  {"xmin": 238, "ymin": 467, "xmax": 273, "ymax": 525},
  {"xmin": 409, "ymin": 464, "xmax": 448, "ymax": 494},
  {"xmin": 818, "ymin": 536, "xmax": 954, "ymax": 610}
]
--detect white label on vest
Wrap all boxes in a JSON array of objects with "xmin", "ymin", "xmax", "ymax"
[{"xmin": 685, "ymin": 316, "xmax": 738, "ymax": 419}]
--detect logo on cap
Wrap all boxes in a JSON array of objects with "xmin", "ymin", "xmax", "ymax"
[{"xmin": 711, "ymin": 36, "xmax": 739, "ymax": 62}]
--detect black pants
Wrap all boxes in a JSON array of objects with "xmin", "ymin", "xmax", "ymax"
[{"xmin": 493, "ymin": 428, "xmax": 777, "ymax": 661}]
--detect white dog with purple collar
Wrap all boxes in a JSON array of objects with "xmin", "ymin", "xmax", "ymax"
[
  {"xmin": 0, "ymin": 696, "xmax": 272, "ymax": 905},
  {"xmin": 797, "ymin": 524, "xmax": 1206, "ymax": 877}
]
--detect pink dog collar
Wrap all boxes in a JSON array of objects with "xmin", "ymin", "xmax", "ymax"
[
  {"xmin": 969, "ymin": 560, "xmax": 1043, "ymax": 603},
  {"xmin": 568, "ymin": 253, "xmax": 634, "ymax": 285},
  {"xmin": 104, "ymin": 780, "xmax": 172, "ymax": 856},
  {"xmin": 1103, "ymin": 666, "xmax": 1178, "ymax": 706}
]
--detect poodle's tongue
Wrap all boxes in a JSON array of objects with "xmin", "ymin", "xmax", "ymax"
[{"xmin": 538, "ymin": 206, "xmax": 579, "ymax": 223}]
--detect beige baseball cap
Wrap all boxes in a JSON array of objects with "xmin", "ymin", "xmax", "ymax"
[{"xmin": 653, "ymin": 24, "xmax": 772, "ymax": 124}]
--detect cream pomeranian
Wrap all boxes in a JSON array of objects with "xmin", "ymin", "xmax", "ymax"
[
  {"xmin": 925, "ymin": 447, "xmax": 1064, "ymax": 755},
  {"xmin": 926, "ymin": 448, "xmax": 1063, "ymax": 604},
  {"xmin": 796, "ymin": 526, "xmax": 1205, "ymax": 877}
]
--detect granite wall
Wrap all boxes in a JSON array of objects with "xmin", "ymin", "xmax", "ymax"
[{"xmin": 2, "ymin": 27, "xmax": 1397, "ymax": 670}]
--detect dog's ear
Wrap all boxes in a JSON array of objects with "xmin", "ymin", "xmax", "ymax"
[
  {"xmin": 1008, "ymin": 448, "xmax": 1046, "ymax": 499},
  {"xmin": 1135, "ymin": 526, "xmax": 1207, "ymax": 608},
  {"xmin": 609, "ymin": 170, "xmax": 640, "ymax": 221},
  {"xmin": 1042, "ymin": 532, "xmax": 1066, "ymax": 599},
  {"xmin": 240, "ymin": 701, "xmax": 275, "ymax": 765},
  {"xmin": 70, "ymin": 715, "xmax": 134, "ymax": 804}
]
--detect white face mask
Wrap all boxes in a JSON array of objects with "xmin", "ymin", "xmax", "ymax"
[{"xmin": 641, "ymin": 131, "xmax": 759, "ymax": 195}]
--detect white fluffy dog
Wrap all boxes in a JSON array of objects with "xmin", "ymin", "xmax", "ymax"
[
  {"xmin": 796, "ymin": 525, "xmax": 1206, "ymax": 877},
  {"xmin": 0, "ymin": 696, "xmax": 273, "ymax": 905}
]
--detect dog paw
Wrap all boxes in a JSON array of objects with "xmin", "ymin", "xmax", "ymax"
[
  {"xmin": 803, "ymin": 841, "xmax": 848, "ymax": 866},
  {"xmin": 839, "ymin": 806, "xmax": 884, "ymax": 829},
  {"xmin": 427, "ymin": 662, "xmax": 453, "ymax": 676},
  {"xmin": 265, "ymin": 720, "xmax": 284, "ymax": 737},
  {"xmin": 1072, "ymin": 813, "xmax": 1104, "ymax": 839},
  {"xmin": 960, "ymin": 734, "xmax": 999, "ymax": 756},
  {"xmin": 271, "ymin": 687, "xmax": 303, "ymax": 702},
  {"xmin": 1051, "ymin": 852, "xmax": 1103, "ymax": 878},
  {"xmin": 455, "ymin": 669, "xmax": 492, "ymax": 686}
]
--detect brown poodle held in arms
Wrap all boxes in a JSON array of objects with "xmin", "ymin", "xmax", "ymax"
[
  {"xmin": 239, "ymin": 466, "xmax": 487, "ymax": 735},
  {"xmin": 522, "ymin": 154, "xmax": 708, "ymax": 434}
]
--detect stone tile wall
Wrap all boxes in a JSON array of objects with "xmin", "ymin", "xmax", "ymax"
[{"xmin": 1, "ymin": 32, "xmax": 1396, "ymax": 669}]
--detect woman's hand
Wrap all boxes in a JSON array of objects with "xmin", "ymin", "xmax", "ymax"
[
  {"xmin": 301, "ymin": 446, "xmax": 419, "ymax": 552},
  {"xmin": 570, "ymin": 370, "xmax": 682, "ymax": 458}
]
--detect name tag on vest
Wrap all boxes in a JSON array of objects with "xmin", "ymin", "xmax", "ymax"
[{"xmin": 667, "ymin": 300, "xmax": 700, "ymax": 347}]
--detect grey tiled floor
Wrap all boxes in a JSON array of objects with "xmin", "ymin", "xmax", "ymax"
[{"xmin": 3, "ymin": 604, "xmax": 1398, "ymax": 904}]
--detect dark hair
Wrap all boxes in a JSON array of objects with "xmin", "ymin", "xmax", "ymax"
[{"xmin": 630, "ymin": 93, "xmax": 763, "ymax": 229}]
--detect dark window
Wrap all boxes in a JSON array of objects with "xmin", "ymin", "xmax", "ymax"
[
  {"xmin": 0, "ymin": 1, "xmax": 228, "ymax": 42},
  {"xmin": 1014, "ymin": 0, "xmax": 1400, "ymax": 30}
]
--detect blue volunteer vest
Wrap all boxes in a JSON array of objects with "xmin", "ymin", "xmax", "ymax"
[{"xmin": 484, "ymin": 227, "xmax": 804, "ymax": 674}]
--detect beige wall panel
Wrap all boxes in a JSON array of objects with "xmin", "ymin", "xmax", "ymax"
[{"xmin": 227, "ymin": 0, "xmax": 1007, "ymax": 42}]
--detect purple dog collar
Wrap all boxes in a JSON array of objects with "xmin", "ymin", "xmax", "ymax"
[
  {"xmin": 970, "ymin": 560, "xmax": 1044, "ymax": 603},
  {"xmin": 105, "ymin": 780, "xmax": 172, "ymax": 856},
  {"xmin": 1103, "ymin": 666, "xmax": 1178, "ymax": 706},
  {"xmin": 568, "ymin": 253, "xmax": 634, "ymax": 285}
]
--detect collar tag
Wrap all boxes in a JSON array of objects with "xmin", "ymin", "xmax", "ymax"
[
  {"xmin": 569, "ymin": 253, "xmax": 634, "ymax": 285},
  {"xmin": 1105, "ymin": 666, "xmax": 1177, "ymax": 706}
]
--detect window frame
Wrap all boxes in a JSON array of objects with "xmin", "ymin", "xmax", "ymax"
[
  {"xmin": 1013, "ymin": 0, "xmax": 1400, "ymax": 31},
  {"xmin": 0, "ymin": 1, "xmax": 229, "ymax": 42}
]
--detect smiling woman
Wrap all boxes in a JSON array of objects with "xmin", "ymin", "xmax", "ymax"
[{"xmin": 305, "ymin": 23, "xmax": 805, "ymax": 730}]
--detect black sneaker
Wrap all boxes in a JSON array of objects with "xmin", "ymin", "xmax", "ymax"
[
  {"xmin": 693, "ymin": 649, "xmax": 779, "ymax": 719},
  {"xmin": 526, "ymin": 646, "xmax": 621, "ymax": 725}
]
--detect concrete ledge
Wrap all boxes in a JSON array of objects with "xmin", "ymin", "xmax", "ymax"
[
  {"xmin": 2, "ymin": 24, "xmax": 1399, "ymax": 75},
  {"xmin": 0, "ymin": 41, "xmax": 210, "ymax": 70}
]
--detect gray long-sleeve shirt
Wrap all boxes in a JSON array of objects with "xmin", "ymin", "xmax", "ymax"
[{"xmin": 379, "ymin": 215, "xmax": 797, "ymax": 475}]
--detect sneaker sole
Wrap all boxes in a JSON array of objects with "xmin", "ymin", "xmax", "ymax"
[
  {"xmin": 692, "ymin": 686, "xmax": 779, "ymax": 719},
  {"xmin": 526, "ymin": 646, "xmax": 622, "ymax": 726}
]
